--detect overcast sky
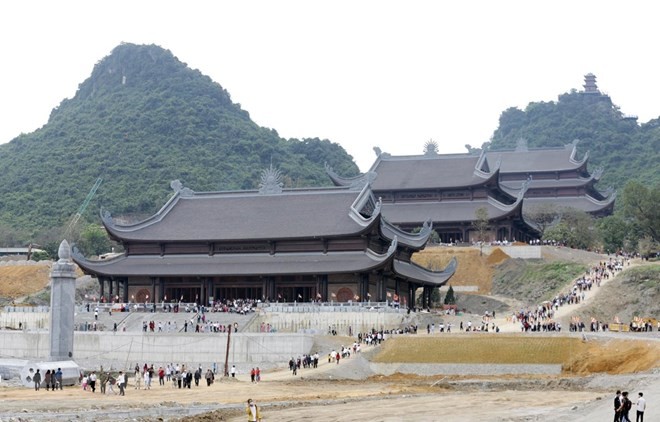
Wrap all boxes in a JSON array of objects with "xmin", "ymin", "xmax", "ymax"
[{"xmin": 2, "ymin": 1, "xmax": 659, "ymax": 172}]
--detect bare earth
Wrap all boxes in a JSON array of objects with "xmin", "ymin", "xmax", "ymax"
[{"xmin": 1, "ymin": 255, "xmax": 658, "ymax": 421}]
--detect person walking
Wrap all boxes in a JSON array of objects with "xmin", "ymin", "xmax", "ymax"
[
  {"xmin": 614, "ymin": 390, "xmax": 623, "ymax": 422},
  {"xmin": 636, "ymin": 392, "xmax": 646, "ymax": 422},
  {"xmin": 619, "ymin": 391, "xmax": 632, "ymax": 422},
  {"xmin": 117, "ymin": 371, "xmax": 125, "ymax": 396},
  {"xmin": 107, "ymin": 373, "xmax": 117, "ymax": 395},
  {"xmin": 246, "ymin": 398, "xmax": 262, "ymax": 422},
  {"xmin": 89, "ymin": 371, "xmax": 97, "ymax": 392},
  {"xmin": 55, "ymin": 368, "xmax": 63, "ymax": 390},
  {"xmin": 44, "ymin": 369, "xmax": 52, "ymax": 391},
  {"xmin": 33, "ymin": 369, "xmax": 42, "ymax": 391}
]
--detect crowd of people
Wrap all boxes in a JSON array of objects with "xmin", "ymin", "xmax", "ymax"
[{"xmin": 510, "ymin": 256, "xmax": 631, "ymax": 333}]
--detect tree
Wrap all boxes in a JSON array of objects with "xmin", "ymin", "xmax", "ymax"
[
  {"xmin": 543, "ymin": 207, "xmax": 598, "ymax": 250},
  {"xmin": 597, "ymin": 215, "xmax": 629, "ymax": 253},
  {"xmin": 472, "ymin": 207, "xmax": 490, "ymax": 255},
  {"xmin": 77, "ymin": 224, "xmax": 112, "ymax": 256},
  {"xmin": 524, "ymin": 203, "xmax": 561, "ymax": 239},
  {"xmin": 638, "ymin": 237, "xmax": 656, "ymax": 259},
  {"xmin": 622, "ymin": 181, "xmax": 660, "ymax": 242},
  {"xmin": 444, "ymin": 285, "xmax": 456, "ymax": 305}
]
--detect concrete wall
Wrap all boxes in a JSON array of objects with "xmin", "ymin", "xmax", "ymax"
[
  {"xmin": 0, "ymin": 310, "xmax": 49, "ymax": 330},
  {"xmin": 483, "ymin": 245, "xmax": 542, "ymax": 259},
  {"xmin": 250, "ymin": 309, "xmax": 411, "ymax": 334},
  {"xmin": 0, "ymin": 331, "xmax": 313, "ymax": 369}
]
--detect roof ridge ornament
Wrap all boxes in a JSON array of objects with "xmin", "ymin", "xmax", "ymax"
[
  {"xmin": 170, "ymin": 180, "xmax": 194, "ymax": 197},
  {"xmin": 565, "ymin": 139, "xmax": 580, "ymax": 150},
  {"xmin": 373, "ymin": 146, "xmax": 390, "ymax": 158},
  {"xmin": 259, "ymin": 164, "xmax": 283, "ymax": 195},
  {"xmin": 423, "ymin": 139, "xmax": 439, "ymax": 156}
]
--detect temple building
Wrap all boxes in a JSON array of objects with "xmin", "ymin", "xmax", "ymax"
[
  {"xmin": 327, "ymin": 140, "xmax": 614, "ymax": 243},
  {"xmin": 487, "ymin": 138, "xmax": 615, "ymax": 217},
  {"xmin": 73, "ymin": 168, "xmax": 456, "ymax": 306}
]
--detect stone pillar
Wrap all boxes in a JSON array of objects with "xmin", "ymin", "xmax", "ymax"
[
  {"xmin": 49, "ymin": 240, "xmax": 77, "ymax": 361},
  {"xmin": 99, "ymin": 277, "xmax": 106, "ymax": 300}
]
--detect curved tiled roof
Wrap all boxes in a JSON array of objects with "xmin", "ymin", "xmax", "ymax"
[
  {"xmin": 393, "ymin": 256, "xmax": 457, "ymax": 286},
  {"xmin": 73, "ymin": 245, "xmax": 397, "ymax": 278},
  {"xmin": 102, "ymin": 184, "xmax": 380, "ymax": 242}
]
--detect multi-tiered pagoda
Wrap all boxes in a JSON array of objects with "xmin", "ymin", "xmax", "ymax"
[{"xmin": 327, "ymin": 140, "xmax": 614, "ymax": 243}]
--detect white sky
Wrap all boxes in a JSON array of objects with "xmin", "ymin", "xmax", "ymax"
[{"xmin": 1, "ymin": 1, "xmax": 659, "ymax": 172}]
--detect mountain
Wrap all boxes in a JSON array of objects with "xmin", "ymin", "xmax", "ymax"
[
  {"xmin": 479, "ymin": 77, "xmax": 660, "ymax": 191},
  {"xmin": 0, "ymin": 43, "xmax": 359, "ymax": 243}
]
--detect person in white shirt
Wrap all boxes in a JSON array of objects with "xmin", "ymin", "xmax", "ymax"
[
  {"xmin": 117, "ymin": 372, "xmax": 125, "ymax": 396},
  {"xmin": 636, "ymin": 392, "xmax": 646, "ymax": 422},
  {"xmin": 246, "ymin": 398, "xmax": 262, "ymax": 422}
]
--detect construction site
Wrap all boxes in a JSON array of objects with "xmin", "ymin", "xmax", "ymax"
[{"xmin": 0, "ymin": 245, "xmax": 658, "ymax": 421}]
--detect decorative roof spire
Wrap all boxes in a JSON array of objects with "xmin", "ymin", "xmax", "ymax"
[
  {"xmin": 424, "ymin": 139, "xmax": 439, "ymax": 156},
  {"xmin": 259, "ymin": 164, "xmax": 283, "ymax": 194}
]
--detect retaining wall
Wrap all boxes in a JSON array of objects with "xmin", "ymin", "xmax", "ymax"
[{"xmin": 0, "ymin": 331, "xmax": 313, "ymax": 370}]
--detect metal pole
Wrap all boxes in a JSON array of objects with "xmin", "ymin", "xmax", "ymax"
[{"xmin": 224, "ymin": 325, "xmax": 231, "ymax": 377}]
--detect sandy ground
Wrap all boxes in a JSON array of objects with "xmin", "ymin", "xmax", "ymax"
[
  {"xmin": 1, "ymin": 255, "xmax": 658, "ymax": 421},
  {"xmin": 1, "ymin": 342, "xmax": 658, "ymax": 422}
]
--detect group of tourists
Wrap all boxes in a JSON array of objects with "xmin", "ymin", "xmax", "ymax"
[
  {"xmin": 613, "ymin": 390, "xmax": 646, "ymax": 422},
  {"xmin": 510, "ymin": 257, "xmax": 630, "ymax": 333},
  {"xmin": 31, "ymin": 367, "xmax": 63, "ymax": 391}
]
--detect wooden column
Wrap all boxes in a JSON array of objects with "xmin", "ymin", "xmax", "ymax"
[
  {"xmin": 99, "ymin": 277, "xmax": 106, "ymax": 301},
  {"xmin": 122, "ymin": 279, "xmax": 129, "ymax": 303}
]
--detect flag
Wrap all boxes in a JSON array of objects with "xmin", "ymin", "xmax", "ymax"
[
  {"xmin": 316, "ymin": 293, "xmax": 322, "ymax": 299},
  {"xmin": 354, "ymin": 295, "xmax": 360, "ymax": 301},
  {"xmin": 278, "ymin": 294, "xmax": 282, "ymax": 299},
  {"xmin": 386, "ymin": 292, "xmax": 392, "ymax": 298},
  {"xmin": 367, "ymin": 293, "xmax": 371, "ymax": 298},
  {"xmin": 331, "ymin": 293, "xmax": 337, "ymax": 298},
  {"xmin": 298, "ymin": 294, "xmax": 302, "ymax": 299}
]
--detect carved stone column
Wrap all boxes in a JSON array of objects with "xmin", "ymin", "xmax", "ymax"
[{"xmin": 49, "ymin": 240, "xmax": 76, "ymax": 361}]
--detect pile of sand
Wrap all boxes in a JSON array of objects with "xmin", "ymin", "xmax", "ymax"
[
  {"xmin": 486, "ymin": 247, "xmax": 510, "ymax": 265},
  {"xmin": 412, "ymin": 246, "xmax": 507, "ymax": 294}
]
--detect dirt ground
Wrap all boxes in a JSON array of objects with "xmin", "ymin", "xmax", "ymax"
[
  {"xmin": 1, "ymin": 251, "xmax": 657, "ymax": 421},
  {"xmin": 1, "ymin": 334, "xmax": 658, "ymax": 422}
]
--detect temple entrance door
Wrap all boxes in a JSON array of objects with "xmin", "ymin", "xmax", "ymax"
[
  {"xmin": 276, "ymin": 286, "xmax": 315, "ymax": 302},
  {"xmin": 214, "ymin": 286, "xmax": 263, "ymax": 302},
  {"xmin": 497, "ymin": 227, "xmax": 509, "ymax": 241},
  {"xmin": 164, "ymin": 287, "xmax": 201, "ymax": 303},
  {"xmin": 438, "ymin": 230, "xmax": 462, "ymax": 244}
]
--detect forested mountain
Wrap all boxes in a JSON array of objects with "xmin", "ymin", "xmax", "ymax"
[
  {"xmin": 0, "ymin": 43, "xmax": 359, "ymax": 244},
  {"xmin": 478, "ymin": 82, "xmax": 660, "ymax": 190}
]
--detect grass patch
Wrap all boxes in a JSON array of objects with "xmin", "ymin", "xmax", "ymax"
[
  {"xmin": 492, "ymin": 260, "xmax": 587, "ymax": 303},
  {"xmin": 372, "ymin": 336, "xmax": 586, "ymax": 364}
]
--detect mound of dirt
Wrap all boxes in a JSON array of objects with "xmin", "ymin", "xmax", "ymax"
[
  {"xmin": 563, "ymin": 338, "xmax": 660, "ymax": 375},
  {"xmin": 412, "ymin": 247, "xmax": 496, "ymax": 294},
  {"xmin": 486, "ymin": 247, "xmax": 510, "ymax": 265},
  {"xmin": 0, "ymin": 262, "xmax": 51, "ymax": 300}
]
